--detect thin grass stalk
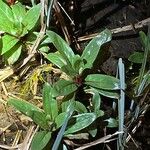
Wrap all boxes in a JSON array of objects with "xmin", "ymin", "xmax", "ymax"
[
  {"xmin": 47, "ymin": 0, "xmax": 55, "ymax": 28},
  {"xmin": 52, "ymin": 102, "xmax": 74, "ymax": 150},
  {"xmin": 117, "ymin": 58, "xmax": 125, "ymax": 150}
]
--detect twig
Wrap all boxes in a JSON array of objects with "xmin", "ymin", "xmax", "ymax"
[
  {"xmin": 17, "ymin": 0, "xmax": 46, "ymax": 70},
  {"xmin": 74, "ymin": 131, "xmax": 123, "ymax": 150},
  {"xmin": 54, "ymin": 1, "xmax": 71, "ymax": 44},
  {"xmin": 78, "ymin": 17, "xmax": 150, "ymax": 42}
]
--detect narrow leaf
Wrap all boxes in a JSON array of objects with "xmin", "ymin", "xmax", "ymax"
[
  {"xmin": 22, "ymin": 4, "xmax": 41, "ymax": 31},
  {"xmin": 1, "ymin": 34, "xmax": 19, "ymax": 54},
  {"xmin": 46, "ymin": 31, "xmax": 75, "ymax": 65},
  {"xmin": 81, "ymin": 29, "xmax": 112, "ymax": 69},
  {"xmin": 8, "ymin": 98, "xmax": 49, "ymax": 129},
  {"xmin": 31, "ymin": 131, "xmax": 51, "ymax": 150},
  {"xmin": 128, "ymin": 52, "xmax": 144, "ymax": 64},
  {"xmin": 85, "ymin": 74, "xmax": 120, "ymax": 90},
  {"xmin": 65, "ymin": 113, "xmax": 96, "ymax": 135},
  {"xmin": 0, "ymin": 0, "xmax": 14, "ymax": 33},
  {"xmin": 43, "ymin": 83, "xmax": 58, "ymax": 120},
  {"xmin": 52, "ymin": 80, "xmax": 78, "ymax": 97},
  {"xmin": 4, "ymin": 44, "xmax": 22, "ymax": 65}
]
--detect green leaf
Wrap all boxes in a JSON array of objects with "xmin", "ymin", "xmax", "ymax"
[
  {"xmin": 62, "ymin": 101, "xmax": 87, "ymax": 113},
  {"xmin": 11, "ymin": 2, "xmax": 26, "ymax": 22},
  {"xmin": 72, "ymin": 55, "xmax": 84, "ymax": 74},
  {"xmin": 31, "ymin": 131, "xmax": 51, "ymax": 150},
  {"xmin": 55, "ymin": 112, "xmax": 68, "ymax": 129},
  {"xmin": 128, "ymin": 52, "xmax": 144, "ymax": 64},
  {"xmin": 140, "ymin": 31, "xmax": 148, "ymax": 47},
  {"xmin": 52, "ymin": 80, "xmax": 78, "ymax": 97},
  {"xmin": 22, "ymin": 4, "xmax": 41, "ymax": 31},
  {"xmin": 74, "ymin": 101, "xmax": 88, "ymax": 113},
  {"xmin": 0, "ymin": 0, "xmax": 14, "ymax": 33},
  {"xmin": 46, "ymin": 31, "xmax": 75, "ymax": 65},
  {"xmin": 8, "ymin": 98, "xmax": 49, "ymax": 129},
  {"xmin": 44, "ymin": 52, "xmax": 77, "ymax": 77},
  {"xmin": 11, "ymin": 2, "xmax": 27, "ymax": 36},
  {"xmin": 85, "ymin": 74, "xmax": 120, "ymax": 90},
  {"xmin": 45, "ymin": 52, "xmax": 67, "ymax": 68},
  {"xmin": 96, "ymin": 88, "xmax": 119, "ymax": 99},
  {"xmin": 88, "ymin": 128, "xmax": 97, "ymax": 137},
  {"xmin": 39, "ymin": 46, "xmax": 49, "ymax": 53},
  {"xmin": 65, "ymin": 113, "xmax": 96, "ymax": 135},
  {"xmin": 105, "ymin": 118, "xmax": 118, "ymax": 128},
  {"xmin": 43, "ymin": 83, "xmax": 58, "ymax": 120},
  {"xmin": 4, "ymin": 44, "xmax": 22, "ymax": 65},
  {"xmin": 81, "ymin": 29, "xmax": 112, "ymax": 69},
  {"xmin": 1, "ymin": 34, "xmax": 19, "ymax": 54}
]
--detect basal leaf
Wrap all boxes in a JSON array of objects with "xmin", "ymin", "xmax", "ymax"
[
  {"xmin": 1, "ymin": 34, "xmax": 19, "ymax": 54},
  {"xmin": 85, "ymin": 74, "xmax": 120, "ymax": 90},
  {"xmin": 46, "ymin": 31, "xmax": 75, "ymax": 65},
  {"xmin": 4, "ymin": 44, "xmax": 22, "ymax": 65},
  {"xmin": 43, "ymin": 83, "xmax": 58, "ymax": 120},
  {"xmin": 65, "ymin": 113, "xmax": 96, "ymax": 135},
  {"xmin": 52, "ymin": 80, "xmax": 78, "ymax": 97},
  {"xmin": 81, "ymin": 29, "xmax": 112, "ymax": 69},
  {"xmin": 31, "ymin": 131, "xmax": 51, "ymax": 150},
  {"xmin": 22, "ymin": 4, "xmax": 41, "ymax": 31},
  {"xmin": 0, "ymin": 0, "xmax": 14, "ymax": 33},
  {"xmin": 8, "ymin": 98, "xmax": 49, "ymax": 129},
  {"xmin": 128, "ymin": 52, "xmax": 144, "ymax": 64}
]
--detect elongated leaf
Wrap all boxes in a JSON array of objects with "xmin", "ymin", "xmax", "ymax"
[
  {"xmin": 43, "ymin": 52, "xmax": 77, "ymax": 77},
  {"xmin": 95, "ymin": 88, "xmax": 119, "ymax": 99},
  {"xmin": 8, "ymin": 98, "xmax": 49, "ymax": 129},
  {"xmin": 11, "ymin": 2, "xmax": 26, "ymax": 22},
  {"xmin": 55, "ymin": 112, "xmax": 68, "ymax": 129},
  {"xmin": 31, "ymin": 131, "xmax": 51, "ymax": 150},
  {"xmin": 43, "ymin": 83, "xmax": 58, "ymax": 120},
  {"xmin": 11, "ymin": 2, "xmax": 27, "ymax": 36},
  {"xmin": 46, "ymin": 31, "xmax": 75, "ymax": 65},
  {"xmin": 74, "ymin": 101, "xmax": 88, "ymax": 113},
  {"xmin": 128, "ymin": 52, "xmax": 144, "ymax": 64},
  {"xmin": 45, "ymin": 52, "xmax": 67, "ymax": 68},
  {"xmin": 140, "ymin": 31, "xmax": 148, "ymax": 47},
  {"xmin": 81, "ymin": 29, "xmax": 112, "ymax": 69},
  {"xmin": 62, "ymin": 101, "xmax": 87, "ymax": 113},
  {"xmin": 65, "ymin": 113, "xmax": 96, "ymax": 135},
  {"xmin": 22, "ymin": 4, "xmax": 41, "ymax": 31},
  {"xmin": 1, "ymin": 34, "xmax": 19, "ymax": 55},
  {"xmin": 85, "ymin": 74, "xmax": 120, "ymax": 90},
  {"xmin": 0, "ymin": 0, "xmax": 14, "ymax": 33},
  {"xmin": 72, "ymin": 55, "xmax": 84, "ymax": 74},
  {"xmin": 52, "ymin": 80, "xmax": 78, "ymax": 97},
  {"xmin": 4, "ymin": 44, "xmax": 22, "ymax": 65}
]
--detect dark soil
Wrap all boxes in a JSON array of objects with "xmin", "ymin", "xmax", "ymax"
[{"xmin": 60, "ymin": 0, "xmax": 150, "ymax": 149}]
